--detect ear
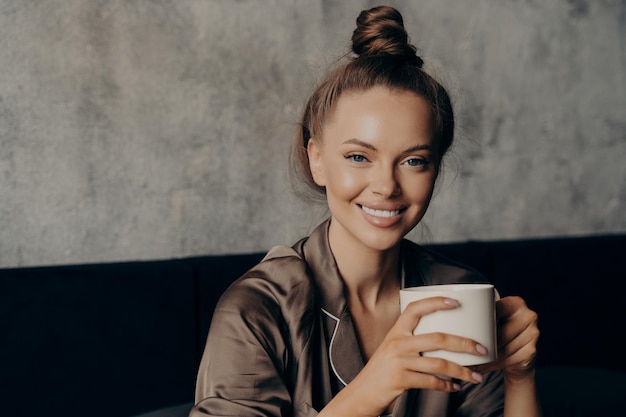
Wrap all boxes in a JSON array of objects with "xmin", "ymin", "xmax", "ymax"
[{"xmin": 307, "ymin": 138, "xmax": 326, "ymax": 187}]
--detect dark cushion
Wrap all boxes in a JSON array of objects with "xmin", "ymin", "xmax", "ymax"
[
  {"xmin": 489, "ymin": 235, "xmax": 626, "ymax": 372},
  {"xmin": 132, "ymin": 402, "xmax": 193, "ymax": 417},
  {"xmin": 537, "ymin": 366, "xmax": 626, "ymax": 417},
  {"xmin": 0, "ymin": 260, "xmax": 197, "ymax": 417}
]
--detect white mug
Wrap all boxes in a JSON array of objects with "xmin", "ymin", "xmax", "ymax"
[{"xmin": 399, "ymin": 283, "xmax": 497, "ymax": 366}]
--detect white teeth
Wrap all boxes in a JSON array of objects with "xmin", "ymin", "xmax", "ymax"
[{"xmin": 361, "ymin": 206, "xmax": 400, "ymax": 218}]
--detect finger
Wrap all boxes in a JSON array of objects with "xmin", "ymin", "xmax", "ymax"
[
  {"xmin": 402, "ymin": 356, "xmax": 485, "ymax": 385},
  {"xmin": 472, "ymin": 339, "xmax": 538, "ymax": 374},
  {"xmin": 475, "ymin": 317, "xmax": 539, "ymax": 373},
  {"xmin": 403, "ymin": 371, "xmax": 463, "ymax": 392},
  {"xmin": 396, "ymin": 297, "xmax": 460, "ymax": 335},
  {"xmin": 401, "ymin": 332, "xmax": 489, "ymax": 358},
  {"xmin": 498, "ymin": 324, "xmax": 539, "ymax": 365},
  {"xmin": 496, "ymin": 296, "xmax": 526, "ymax": 323},
  {"xmin": 497, "ymin": 308, "xmax": 539, "ymax": 349}
]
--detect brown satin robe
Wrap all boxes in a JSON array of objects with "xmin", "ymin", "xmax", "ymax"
[{"xmin": 191, "ymin": 219, "xmax": 504, "ymax": 417}]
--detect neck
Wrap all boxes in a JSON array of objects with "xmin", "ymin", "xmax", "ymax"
[{"xmin": 328, "ymin": 226, "xmax": 401, "ymax": 309}]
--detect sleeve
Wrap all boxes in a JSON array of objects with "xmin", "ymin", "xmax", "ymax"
[{"xmin": 189, "ymin": 278, "xmax": 316, "ymax": 417}]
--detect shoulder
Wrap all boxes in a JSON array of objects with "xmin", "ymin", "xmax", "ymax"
[
  {"xmin": 216, "ymin": 244, "xmax": 316, "ymax": 323},
  {"xmin": 401, "ymin": 240, "xmax": 489, "ymax": 286}
]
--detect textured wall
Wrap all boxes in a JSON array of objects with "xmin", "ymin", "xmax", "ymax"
[{"xmin": 1, "ymin": 0, "xmax": 624, "ymax": 268}]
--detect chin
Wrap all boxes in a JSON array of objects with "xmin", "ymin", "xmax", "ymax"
[{"xmin": 358, "ymin": 228, "xmax": 408, "ymax": 252}]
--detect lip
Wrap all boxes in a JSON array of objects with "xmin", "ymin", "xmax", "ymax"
[{"xmin": 358, "ymin": 203, "xmax": 406, "ymax": 227}]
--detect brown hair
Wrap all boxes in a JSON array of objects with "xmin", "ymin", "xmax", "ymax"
[{"xmin": 290, "ymin": 5, "xmax": 454, "ymax": 201}]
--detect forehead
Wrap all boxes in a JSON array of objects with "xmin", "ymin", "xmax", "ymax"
[{"xmin": 323, "ymin": 87, "xmax": 435, "ymax": 144}]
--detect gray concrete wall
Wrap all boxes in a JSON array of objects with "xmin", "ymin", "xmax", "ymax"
[{"xmin": 1, "ymin": 0, "xmax": 624, "ymax": 268}]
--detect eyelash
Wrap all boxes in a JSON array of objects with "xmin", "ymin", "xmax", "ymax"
[
  {"xmin": 404, "ymin": 158, "xmax": 430, "ymax": 167},
  {"xmin": 345, "ymin": 153, "xmax": 368, "ymax": 163},
  {"xmin": 345, "ymin": 153, "xmax": 430, "ymax": 169}
]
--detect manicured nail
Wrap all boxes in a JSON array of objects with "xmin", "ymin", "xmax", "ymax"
[
  {"xmin": 443, "ymin": 298, "xmax": 460, "ymax": 306},
  {"xmin": 472, "ymin": 372, "xmax": 484, "ymax": 383},
  {"xmin": 452, "ymin": 383, "xmax": 461, "ymax": 391},
  {"xmin": 475, "ymin": 344, "xmax": 488, "ymax": 355}
]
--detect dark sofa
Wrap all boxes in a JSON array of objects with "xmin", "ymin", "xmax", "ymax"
[{"xmin": 2, "ymin": 234, "xmax": 625, "ymax": 417}]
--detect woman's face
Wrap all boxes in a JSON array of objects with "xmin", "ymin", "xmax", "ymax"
[{"xmin": 308, "ymin": 86, "xmax": 438, "ymax": 253}]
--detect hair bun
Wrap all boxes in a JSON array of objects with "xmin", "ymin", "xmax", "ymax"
[{"xmin": 351, "ymin": 6, "xmax": 423, "ymax": 68}]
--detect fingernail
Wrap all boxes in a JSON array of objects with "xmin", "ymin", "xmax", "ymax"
[
  {"xmin": 452, "ymin": 383, "xmax": 461, "ymax": 391},
  {"xmin": 443, "ymin": 298, "xmax": 460, "ymax": 306},
  {"xmin": 475, "ymin": 344, "xmax": 488, "ymax": 355},
  {"xmin": 472, "ymin": 372, "xmax": 484, "ymax": 383}
]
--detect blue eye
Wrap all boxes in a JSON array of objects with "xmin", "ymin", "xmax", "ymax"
[
  {"xmin": 346, "ymin": 154, "xmax": 367, "ymax": 163},
  {"xmin": 406, "ymin": 158, "xmax": 426, "ymax": 167}
]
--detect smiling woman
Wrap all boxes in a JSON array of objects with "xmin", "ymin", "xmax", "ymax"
[
  {"xmin": 190, "ymin": 5, "xmax": 540, "ymax": 417},
  {"xmin": 307, "ymin": 88, "xmax": 438, "ymax": 253}
]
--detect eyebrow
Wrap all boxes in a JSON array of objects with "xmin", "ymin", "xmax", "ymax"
[{"xmin": 342, "ymin": 138, "xmax": 433, "ymax": 153}]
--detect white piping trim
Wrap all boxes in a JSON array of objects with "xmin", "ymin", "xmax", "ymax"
[
  {"xmin": 321, "ymin": 308, "xmax": 348, "ymax": 387},
  {"xmin": 321, "ymin": 308, "xmax": 339, "ymax": 322}
]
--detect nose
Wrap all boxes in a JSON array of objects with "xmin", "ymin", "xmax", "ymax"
[{"xmin": 371, "ymin": 163, "xmax": 400, "ymax": 198}]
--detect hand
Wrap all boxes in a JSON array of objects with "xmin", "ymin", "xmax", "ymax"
[
  {"xmin": 473, "ymin": 296, "xmax": 539, "ymax": 381},
  {"xmin": 325, "ymin": 297, "xmax": 488, "ymax": 416}
]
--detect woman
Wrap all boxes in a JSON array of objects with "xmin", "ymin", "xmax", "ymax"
[{"xmin": 191, "ymin": 5, "xmax": 540, "ymax": 417}]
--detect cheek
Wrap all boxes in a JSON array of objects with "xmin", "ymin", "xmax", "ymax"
[
  {"xmin": 404, "ymin": 174, "xmax": 437, "ymax": 202},
  {"xmin": 323, "ymin": 164, "xmax": 365, "ymax": 199}
]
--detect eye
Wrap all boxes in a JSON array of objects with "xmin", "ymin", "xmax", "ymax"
[
  {"xmin": 404, "ymin": 157, "xmax": 429, "ymax": 167},
  {"xmin": 345, "ymin": 153, "xmax": 368, "ymax": 163}
]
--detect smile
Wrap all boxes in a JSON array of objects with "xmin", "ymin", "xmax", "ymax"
[{"xmin": 359, "ymin": 205, "xmax": 403, "ymax": 218}]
